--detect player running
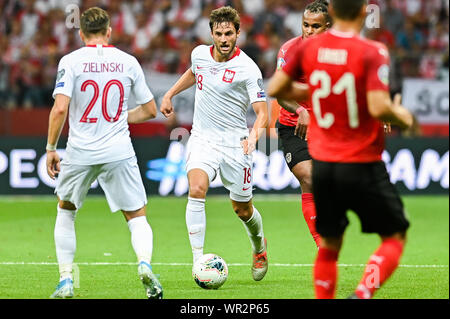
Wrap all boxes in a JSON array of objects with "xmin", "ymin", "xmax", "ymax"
[
  {"xmin": 275, "ymin": 0, "xmax": 331, "ymax": 248},
  {"xmin": 160, "ymin": 6, "xmax": 269, "ymax": 281},
  {"xmin": 268, "ymin": 0, "xmax": 413, "ymax": 299},
  {"xmin": 46, "ymin": 7, "xmax": 162, "ymax": 299}
]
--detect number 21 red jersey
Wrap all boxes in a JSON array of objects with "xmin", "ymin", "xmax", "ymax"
[{"xmin": 282, "ymin": 29, "xmax": 391, "ymax": 163}]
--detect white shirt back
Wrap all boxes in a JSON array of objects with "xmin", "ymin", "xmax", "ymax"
[
  {"xmin": 190, "ymin": 45, "xmax": 267, "ymax": 147},
  {"xmin": 53, "ymin": 44, "xmax": 153, "ymax": 165}
]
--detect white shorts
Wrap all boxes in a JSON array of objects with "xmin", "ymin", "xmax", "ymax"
[
  {"xmin": 185, "ymin": 135, "xmax": 253, "ymax": 202},
  {"xmin": 55, "ymin": 156, "xmax": 147, "ymax": 212}
]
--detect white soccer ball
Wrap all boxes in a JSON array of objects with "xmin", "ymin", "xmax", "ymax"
[{"xmin": 192, "ymin": 253, "xmax": 228, "ymax": 289}]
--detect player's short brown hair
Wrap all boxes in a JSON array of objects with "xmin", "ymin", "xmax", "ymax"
[
  {"xmin": 80, "ymin": 7, "xmax": 110, "ymax": 37},
  {"xmin": 331, "ymin": 0, "xmax": 366, "ymax": 21},
  {"xmin": 209, "ymin": 6, "xmax": 240, "ymax": 32}
]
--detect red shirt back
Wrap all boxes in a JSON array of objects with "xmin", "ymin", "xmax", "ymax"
[
  {"xmin": 282, "ymin": 29, "xmax": 390, "ymax": 163},
  {"xmin": 276, "ymin": 37, "xmax": 310, "ymax": 127}
]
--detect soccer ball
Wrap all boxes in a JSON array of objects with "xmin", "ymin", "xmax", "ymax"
[{"xmin": 192, "ymin": 254, "xmax": 228, "ymax": 289}]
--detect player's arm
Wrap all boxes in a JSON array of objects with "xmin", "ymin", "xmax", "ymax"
[
  {"xmin": 268, "ymin": 70, "xmax": 310, "ymax": 102},
  {"xmin": 160, "ymin": 68, "xmax": 196, "ymax": 118},
  {"xmin": 277, "ymin": 98, "xmax": 309, "ymax": 139},
  {"xmin": 127, "ymin": 99, "xmax": 157, "ymax": 124},
  {"xmin": 367, "ymin": 92, "xmax": 413, "ymax": 130},
  {"xmin": 46, "ymin": 94, "xmax": 70, "ymax": 179},
  {"xmin": 243, "ymin": 101, "xmax": 269, "ymax": 155}
]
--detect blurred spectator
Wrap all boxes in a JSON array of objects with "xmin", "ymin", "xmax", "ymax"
[
  {"xmin": 382, "ymin": 0, "xmax": 405, "ymax": 34},
  {"xmin": 396, "ymin": 18, "xmax": 425, "ymax": 54},
  {"xmin": 253, "ymin": 0, "xmax": 285, "ymax": 38},
  {"xmin": 0, "ymin": 0, "xmax": 448, "ymax": 110},
  {"xmin": 241, "ymin": 0, "xmax": 265, "ymax": 17},
  {"xmin": 17, "ymin": 0, "xmax": 42, "ymax": 43},
  {"xmin": 166, "ymin": 0, "xmax": 202, "ymax": 41},
  {"xmin": 193, "ymin": 2, "xmax": 215, "ymax": 44},
  {"xmin": 283, "ymin": 0, "xmax": 306, "ymax": 38}
]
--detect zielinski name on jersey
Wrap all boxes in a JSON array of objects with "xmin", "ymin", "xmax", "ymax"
[{"xmin": 82, "ymin": 62, "xmax": 124, "ymax": 73}]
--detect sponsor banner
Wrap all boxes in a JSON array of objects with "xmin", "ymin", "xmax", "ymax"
[
  {"xmin": 402, "ymin": 78, "xmax": 449, "ymax": 124},
  {"xmin": 0, "ymin": 137, "xmax": 448, "ymax": 195}
]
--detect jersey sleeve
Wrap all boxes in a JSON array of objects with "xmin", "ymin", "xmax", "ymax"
[
  {"xmin": 190, "ymin": 46, "xmax": 201, "ymax": 75},
  {"xmin": 246, "ymin": 63, "xmax": 267, "ymax": 104},
  {"xmin": 132, "ymin": 59, "xmax": 154, "ymax": 105},
  {"xmin": 281, "ymin": 38, "xmax": 303, "ymax": 80},
  {"xmin": 366, "ymin": 43, "xmax": 390, "ymax": 92},
  {"xmin": 52, "ymin": 56, "xmax": 74, "ymax": 99}
]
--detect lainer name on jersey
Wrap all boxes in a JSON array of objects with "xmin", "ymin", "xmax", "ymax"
[{"xmin": 83, "ymin": 62, "xmax": 124, "ymax": 73}]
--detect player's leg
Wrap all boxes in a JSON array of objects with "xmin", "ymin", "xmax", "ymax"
[
  {"xmin": 122, "ymin": 207, "xmax": 153, "ymax": 267},
  {"xmin": 231, "ymin": 198, "xmax": 268, "ymax": 281},
  {"xmin": 314, "ymin": 236, "xmax": 343, "ymax": 299},
  {"xmin": 51, "ymin": 199, "xmax": 77, "ymax": 299},
  {"xmin": 311, "ymin": 160, "xmax": 349, "ymax": 299},
  {"xmin": 291, "ymin": 160, "xmax": 320, "ymax": 247},
  {"xmin": 51, "ymin": 162, "xmax": 97, "ymax": 298},
  {"xmin": 221, "ymin": 147, "xmax": 267, "ymax": 281},
  {"xmin": 278, "ymin": 122, "xmax": 320, "ymax": 247},
  {"xmin": 97, "ymin": 157, "xmax": 162, "ymax": 299},
  {"xmin": 350, "ymin": 161, "xmax": 410, "ymax": 299},
  {"xmin": 353, "ymin": 232, "xmax": 406, "ymax": 299},
  {"xmin": 186, "ymin": 168, "xmax": 210, "ymax": 263},
  {"xmin": 184, "ymin": 136, "xmax": 219, "ymax": 264},
  {"xmin": 122, "ymin": 206, "xmax": 162, "ymax": 299}
]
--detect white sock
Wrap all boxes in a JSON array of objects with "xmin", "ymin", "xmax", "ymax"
[
  {"xmin": 242, "ymin": 206, "xmax": 265, "ymax": 254},
  {"xmin": 186, "ymin": 197, "xmax": 206, "ymax": 263},
  {"xmin": 127, "ymin": 216, "xmax": 153, "ymax": 264},
  {"xmin": 54, "ymin": 206, "xmax": 77, "ymax": 281}
]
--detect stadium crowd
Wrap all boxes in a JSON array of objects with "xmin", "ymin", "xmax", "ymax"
[{"xmin": 0, "ymin": 0, "xmax": 448, "ymax": 109}]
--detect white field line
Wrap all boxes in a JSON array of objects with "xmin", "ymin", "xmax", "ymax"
[{"xmin": 0, "ymin": 262, "xmax": 447, "ymax": 268}]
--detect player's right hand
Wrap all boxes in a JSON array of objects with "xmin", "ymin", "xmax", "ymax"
[
  {"xmin": 393, "ymin": 93, "xmax": 414, "ymax": 129},
  {"xmin": 160, "ymin": 96, "xmax": 174, "ymax": 118},
  {"xmin": 46, "ymin": 151, "xmax": 61, "ymax": 180},
  {"xmin": 294, "ymin": 108, "xmax": 310, "ymax": 140}
]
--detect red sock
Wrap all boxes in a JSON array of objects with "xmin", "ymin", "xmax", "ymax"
[
  {"xmin": 301, "ymin": 193, "xmax": 321, "ymax": 247},
  {"xmin": 314, "ymin": 247, "xmax": 339, "ymax": 299},
  {"xmin": 355, "ymin": 238, "xmax": 404, "ymax": 299}
]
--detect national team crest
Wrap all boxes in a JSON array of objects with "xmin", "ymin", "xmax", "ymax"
[{"xmin": 222, "ymin": 69, "xmax": 236, "ymax": 83}]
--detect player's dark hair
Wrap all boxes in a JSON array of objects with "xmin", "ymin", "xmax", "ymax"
[
  {"xmin": 80, "ymin": 7, "xmax": 110, "ymax": 37},
  {"xmin": 330, "ymin": 0, "xmax": 366, "ymax": 21},
  {"xmin": 305, "ymin": 0, "xmax": 332, "ymax": 25},
  {"xmin": 209, "ymin": 6, "xmax": 240, "ymax": 32}
]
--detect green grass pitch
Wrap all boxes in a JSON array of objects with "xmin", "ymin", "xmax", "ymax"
[{"xmin": 0, "ymin": 195, "xmax": 448, "ymax": 299}]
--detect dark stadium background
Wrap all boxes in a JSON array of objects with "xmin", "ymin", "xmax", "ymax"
[{"xmin": 0, "ymin": 0, "xmax": 448, "ymax": 197}]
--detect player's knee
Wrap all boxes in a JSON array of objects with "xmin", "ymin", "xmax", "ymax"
[
  {"xmin": 321, "ymin": 236, "xmax": 343, "ymax": 252},
  {"xmin": 233, "ymin": 203, "xmax": 253, "ymax": 221},
  {"xmin": 381, "ymin": 231, "xmax": 407, "ymax": 245},
  {"xmin": 189, "ymin": 184, "xmax": 208, "ymax": 199},
  {"xmin": 59, "ymin": 201, "xmax": 76, "ymax": 211},
  {"xmin": 292, "ymin": 164, "xmax": 313, "ymax": 192}
]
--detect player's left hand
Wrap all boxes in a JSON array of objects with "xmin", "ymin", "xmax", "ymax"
[
  {"xmin": 384, "ymin": 122, "xmax": 391, "ymax": 133},
  {"xmin": 241, "ymin": 138, "xmax": 256, "ymax": 155},
  {"xmin": 294, "ymin": 108, "xmax": 310, "ymax": 140}
]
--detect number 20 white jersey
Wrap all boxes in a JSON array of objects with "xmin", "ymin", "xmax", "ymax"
[
  {"xmin": 52, "ymin": 44, "xmax": 154, "ymax": 165},
  {"xmin": 190, "ymin": 45, "xmax": 267, "ymax": 147}
]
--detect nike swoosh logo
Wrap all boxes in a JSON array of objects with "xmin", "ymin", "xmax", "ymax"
[
  {"xmin": 189, "ymin": 231, "xmax": 200, "ymax": 235},
  {"xmin": 242, "ymin": 187, "xmax": 250, "ymax": 191},
  {"xmin": 196, "ymin": 66, "xmax": 203, "ymax": 69}
]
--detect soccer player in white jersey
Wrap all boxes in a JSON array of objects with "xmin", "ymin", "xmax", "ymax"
[
  {"xmin": 160, "ymin": 6, "xmax": 269, "ymax": 281},
  {"xmin": 46, "ymin": 7, "xmax": 162, "ymax": 299}
]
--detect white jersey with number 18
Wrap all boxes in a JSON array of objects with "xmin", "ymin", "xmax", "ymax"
[
  {"xmin": 52, "ymin": 44, "xmax": 154, "ymax": 165},
  {"xmin": 190, "ymin": 45, "xmax": 267, "ymax": 147}
]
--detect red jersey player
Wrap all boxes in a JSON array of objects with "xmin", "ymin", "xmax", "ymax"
[
  {"xmin": 268, "ymin": 0, "xmax": 413, "ymax": 299},
  {"xmin": 275, "ymin": 0, "xmax": 331, "ymax": 248}
]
